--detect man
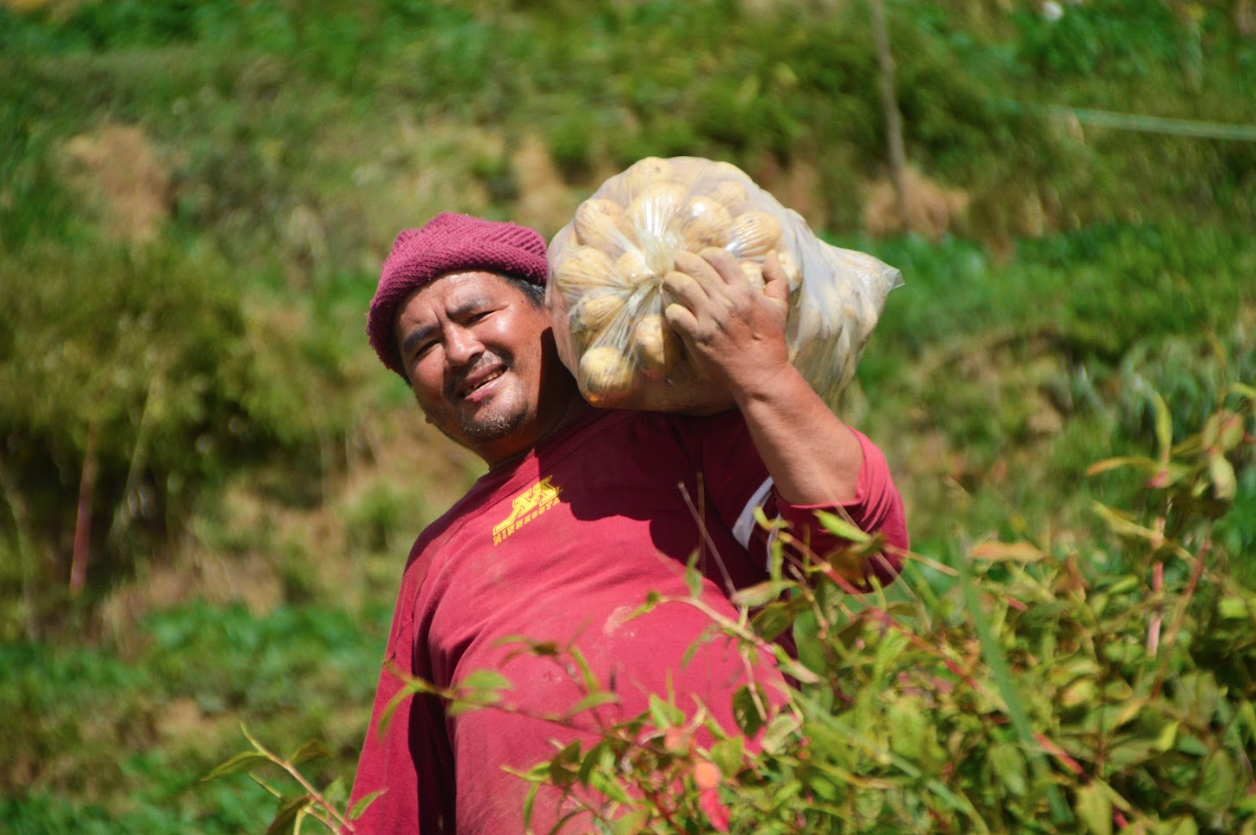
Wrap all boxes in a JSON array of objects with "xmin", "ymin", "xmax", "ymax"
[{"xmin": 348, "ymin": 212, "xmax": 908, "ymax": 833}]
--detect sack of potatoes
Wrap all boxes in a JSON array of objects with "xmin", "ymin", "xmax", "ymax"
[{"xmin": 547, "ymin": 156, "xmax": 903, "ymax": 414}]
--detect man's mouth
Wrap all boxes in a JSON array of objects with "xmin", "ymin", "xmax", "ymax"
[{"xmin": 455, "ymin": 365, "xmax": 507, "ymax": 400}]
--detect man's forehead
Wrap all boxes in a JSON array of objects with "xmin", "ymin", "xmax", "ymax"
[{"xmin": 397, "ymin": 270, "xmax": 518, "ymax": 326}]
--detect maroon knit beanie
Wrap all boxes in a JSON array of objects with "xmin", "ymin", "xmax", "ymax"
[{"xmin": 367, "ymin": 212, "xmax": 549, "ymax": 379}]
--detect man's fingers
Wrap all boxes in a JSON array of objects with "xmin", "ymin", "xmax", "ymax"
[
  {"xmin": 761, "ymin": 251, "xmax": 790, "ymax": 306},
  {"xmin": 700, "ymin": 247, "xmax": 747, "ymax": 286},
  {"xmin": 663, "ymin": 301, "xmax": 699, "ymax": 336},
  {"xmin": 672, "ymin": 251, "xmax": 722, "ymax": 292},
  {"xmin": 662, "ymin": 269, "xmax": 710, "ymax": 309}
]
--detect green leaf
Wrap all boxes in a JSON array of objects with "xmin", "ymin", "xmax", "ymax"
[
  {"xmin": 710, "ymin": 736, "xmax": 745, "ymax": 777},
  {"xmin": 1174, "ymin": 733, "xmax": 1208, "ymax": 756},
  {"xmin": 1218, "ymin": 412, "xmax": 1246, "ymax": 451},
  {"xmin": 321, "ymin": 776, "xmax": 347, "ymax": 807},
  {"xmin": 348, "ymin": 789, "xmax": 387, "ymax": 821},
  {"xmin": 566, "ymin": 692, "xmax": 620, "ymax": 717},
  {"xmin": 1218, "ymin": 596, "xmax": 1252, "ymax": 621},
  {"xmin": 971, "ymin": 540, "xmax": 1047, "ymax": 563},
  {"xmin": 1237, "ymin": 700, "xmax": 1256, "ymax": 743},
  {"xmin": 1090, "ymin": 502, "xmax": 1162, "ymax": 541},
  {"xmin": 1158, "ymin": 816, "xmax": 1199, "ymax": 835},
  {"xmin": 792, "ymin": 608, "xmax": 825, "ymax": 676},
  {"xmin": 760, "ymin": 713, "xmax": 800, "ymax": 755},
  {"xmin": 1106, "ymin": 736, "xmax": 1158, "ymax": 769},
  {"xmin": 1209, "ymin": 454, "xmax": 1237, "ymax": 501},
  {"xmin": 1086, "ymin": 455, "xmax": 1158, "ymax": 476},
  {"xmin": 549, "ymin": 740, "xmax": 582, "ymax": 788},
  {"xmin": 1061, "ymin": 678, "xmax": 1098, "ymax": 709},
  {"xmin": 812, "ymin": 510, "xmax": 871, "ymax": 543},
  {"xmin": 577, "ymin": 740, "xmax": 609, "ymax": 786},
  {"xmin": 568, "ymin": 646, "xmax": 599, "ymax": 694},
  {"xmin": 732, "ymin": 685, "xmax": 766, "ymax": 737},
  {"xmin": 1075, "ymin": 783, "xmax": 1112, "ymax": 835},
  {"xmin": 731, "ymin": 580, "xmax": 782, "ymax": 608},
  {"xmin": 648, "ymin": 694, "xmax": 684, "ymax": 729},
  {"xmin": 887, "ymin": 699, "xmax": 926, "ymax": 762},
  {"xmin": 989, "ymin": 742, "xmax": 1028, "ymax": 796},
  {"xmin": 609, "ymin": 808, "xmax": 650, "ymax": 834},
  {"xmin": 202, "ymin": 751, "xmax": 272, "ymax": 782},
  {"xmin": 287, "ymin": 739, "xmax": 330, "ymax": 766},
  {"xmin": 751, "ymin": 601, "xmax": 795, "ymax": 642},
  {"xmin": 588, "ymin": 769, "xmax": 632, "ymax": 804},
  {"xmin": 444, "ymin": 701, "xmax": 476, "ymax": 718},
  {"xmin": 266, "ymin": 794, "xmax": 314, "ymax": 835},
  {"xmin": 1152, "ymin": 390, "xmax": 1173, "ymax": 462},
  {"xmin": 778, "ymin": 656, "xmax": 821, "ymax": 685},
  {"xmin": 1155, "ymin": 720, "xmax": 1180, "ymax": 752},
  {"xmin": 458, "ymin": 669, "xmax": 512, "ymax": 695},
  {"xmin": 1229, "ymin": 381, "xmax": 1256, "ymax": 401},
  {"xmin": 1199, "ymin": 752, "xmax": 1237, "ymax": 812},
  {"xmin": 522, "ymin": 782, "xmax": 539, "ymax": 829}
]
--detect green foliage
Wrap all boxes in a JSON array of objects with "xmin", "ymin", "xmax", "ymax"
[
  {"xmin": 0, "ymin": 239, "xmax": 366, "ymax": 625},
  {"xmin": 3, "ymin": 0, "xmax": 1256, "ymax": 831},
  {"xmin": 1013, "ymin": 0, "xmax": 1187, "ymax": 80},
  {"xmin": 0, "ymin": 242, "xmax": 245, "ymax": 597},
  {"xmin": 860, "ymin": 223, "xmax": 1256, "ymax": 364},
  {"xmin": 342, "ymin": 481, "xmax": 415, "ymax": 555},
  {"xmin": 0, "ymin": 600, "xmax": 388, "ymax": 831}
]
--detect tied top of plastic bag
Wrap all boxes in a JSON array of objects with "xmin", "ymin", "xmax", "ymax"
[{"xmin": 547, "ymin": 156, "xmax": 903, "ymax": 414}]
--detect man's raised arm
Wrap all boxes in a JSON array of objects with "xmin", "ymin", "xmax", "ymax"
[{"xmin": 662, "ymin": 248, "xmax": 865, "ymax": 507}]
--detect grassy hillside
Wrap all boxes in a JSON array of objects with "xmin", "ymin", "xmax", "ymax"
[{"xmin": 1, "ymin": 0, "xmax": 1254, "ymax": 831}]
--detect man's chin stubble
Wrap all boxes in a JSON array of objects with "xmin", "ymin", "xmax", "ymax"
[
  {"xmin": 459, "ymin": 406, "xmax": 528, "ymax": 442},
  {"xmin": 421, "ymin": 400, "xmax": 530, "ymax": 448}
]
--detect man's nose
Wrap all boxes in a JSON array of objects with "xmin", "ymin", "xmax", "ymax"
[{"xmin": 444, "ymin": 325, "xmax": 484, "ymax": 367}]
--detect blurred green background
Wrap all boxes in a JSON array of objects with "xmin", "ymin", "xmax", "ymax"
[{"xmin": 1, "ymin": 0, "xmax": 1253, "ymax": 831}]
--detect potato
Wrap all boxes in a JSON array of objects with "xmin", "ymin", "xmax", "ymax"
[
  {"xmin": 622, "ymin": 244, "xmax": 673, "ymax": 286},
  {"xmin": 722, "ymin": 211, "xmax": 783, "ymax": 259},
  {"xmin": 553, "ymin": 245, "xmax": 625, "ymax": 303},
  {"xmin": 709, "ymin": 160, "xmax": 749, "ymax": 180},
  {"xmin": 676, "ymin": 195, "xmax": 732, "ymax": 251},
  {"xmin": 627, "ymin": 181, "xmax": 688, "ymax": 240},
  {"xmin": 619, "ymin": 156, "xmax": 674, "ymax": 197},
  {"xmin": 707, "ymin": 178, "xmax": 749, "ymax": 213},
  {"xmin": 633, "ymin": 312, "xmax": 681, "ymax": 375},
  {"xmin": 579, "ymin": 345, "xmax": 636, "ymax": 403},
  {"xmin": 576, "ymin": 291, "xmax": 627, "ymax": 335},
  {"xmin": 573, "ymin": 198, "xmax": 631, "ymax": 254}
]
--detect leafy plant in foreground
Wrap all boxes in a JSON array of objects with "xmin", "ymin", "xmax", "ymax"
[{"xmin": 208, "ymin": 374, "xmax": 1255, "ymax": 833}]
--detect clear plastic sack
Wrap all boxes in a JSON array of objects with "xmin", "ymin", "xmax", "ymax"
[{"xmin": 546, "ymin": 156, "xmax": 903, "ymax": 413}]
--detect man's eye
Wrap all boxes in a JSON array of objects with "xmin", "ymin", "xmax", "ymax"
[{"xmin": 409, "ymin": 340, "xmax": 436, "ymax": 362}]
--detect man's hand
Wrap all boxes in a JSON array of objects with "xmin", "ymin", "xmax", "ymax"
[
  {"xmin": 662, "ymin": 248, "xmax": 791, "ymax": 400},
  {"xmin": 665, "ymin": 246, "xmax": 864, "ymax": 505}
]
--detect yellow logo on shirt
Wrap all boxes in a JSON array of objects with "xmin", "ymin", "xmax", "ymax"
[{"xmin": 492, "ymin": 476, "xmax": 562, "ymax": 545}]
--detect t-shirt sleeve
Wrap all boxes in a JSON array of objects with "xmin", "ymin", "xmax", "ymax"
[
  {"xmin": 767, "ymin": 429, "xmax": 908, "ymax": 590},
  {"xmin": 688, "ymin": 411, "xmax": 907, "ymax": 591}
]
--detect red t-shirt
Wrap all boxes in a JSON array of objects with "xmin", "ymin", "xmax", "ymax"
[{"xmin": 346, "ymin": 407, "xmax": 907, "ymax": 834}]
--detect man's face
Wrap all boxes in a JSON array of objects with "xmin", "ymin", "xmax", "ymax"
[{"xmin": 394, "ymin": 271, "xmax": 574, "ymax": 465}]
